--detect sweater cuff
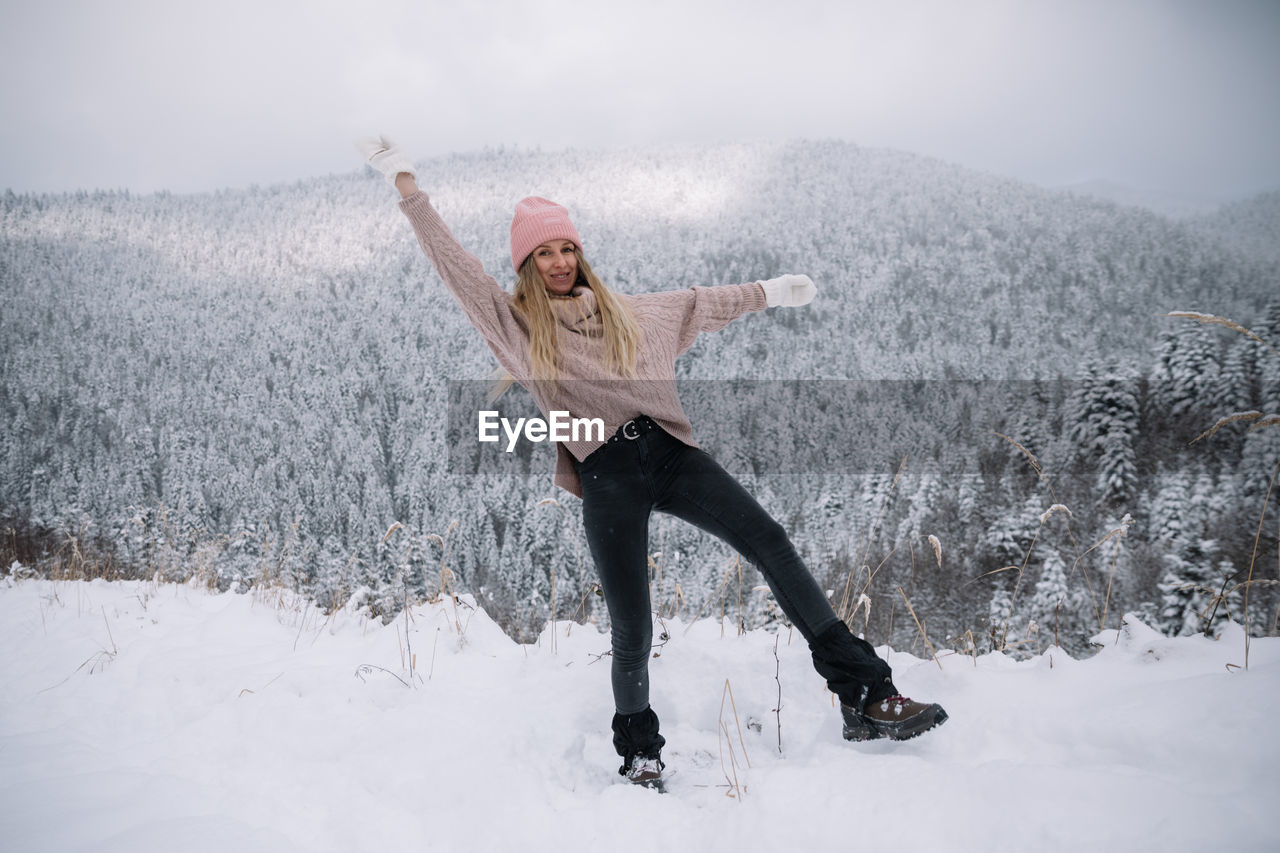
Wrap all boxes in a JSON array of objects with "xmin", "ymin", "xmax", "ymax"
[{"xmin": 397, "ymin": 189, "xmax": 430, "ymax": 211}]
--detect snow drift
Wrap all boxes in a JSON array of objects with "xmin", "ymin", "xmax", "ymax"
[{"xmin": 1, "ymin": 578, "xmax": 1276, "ymax": 852}]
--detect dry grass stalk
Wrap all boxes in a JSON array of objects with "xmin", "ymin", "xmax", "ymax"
[
  {"xmin": 647, "ymin": 552, "xmax": 662, "ymax": 615},
  {"xmin": 1241, "ymin": 457, "xmax": 1280, "ymax": 668},
  {"xmin": 325, "ymin": 549, "xmax": 363, "ymax": 617},
  {"xmin": 353, "ymin": 664, "xmax": 412, "ymax": 688},
  {"xmin": 994, "ymin": 432, "xmax": 1046, "ymax": 481},
  {"xmin": 961, "ymin": 629, "xmax": 978, "ymax": 666},
  {"xmin": 717, "ymin": 678, "xmax": 751, "ymax": 800},
  {"xmin": 837, "ymin": 457, "xmax": 907, "ymax": 624},
  {"xmin": 681, "ymin": 556, "xmax": 741, "ymax": 637},
  {"xmin": 1040, "ymin": 504, "xmax": 1072, "ymax": 524},
  {"xmin": 1252, "ymin": 414, "xmax": 1280, "ymax": 431},
  {"xmin": 838, "ymin": 546, "xmax": 898, "ymax": 637},
  {"xmin": 570, "ymin": 582, "xmax": 602, "ymax": 626},
  {"xmin": 897, "ymin": 586, "xmax": 941, "ymax": 669},
  {"xmin": 1190, "ymin": 411, "xmax": 1264, "ymax": 445},
  {"xmin": 1099, "ymin": 514, "xmax": 1133, "ymax": 630},
  {"xmin": 53, "ymin": 605, "xmax": 121, "ymax": 685},
  {"xmin": 381, "ymin": 521, "xmax": 403, "ymax": 544},
  {"xmin": 670, "ymin": 581, "xmax": 685, "ymax": 621},
  {"xmin": 100, "ymin": 605, "xmax": 117, "ymax": 656},
  {"xmin": 772, "ymin": 633, "xmax": 783, "ymax": 755},
  {"xmin": 537, "ymin": 496, "xmax": 594, "ymax": 639},
  {"xmin": 716, "ymin": 555, "xmax": 745, "ymax": 637},
  {"xmin": 424, "ymin": 521, "xmax": 465, "ymax": 635},
  {"xmin": 970, "ymin": 565, "xmax": 1023, "ymax": 582},
  {"xmin": 648, "ymin": 517, "xmax": 667, "ymax": 618},
  {"xmin": 994, "ymin": 517, "xmax": 1047, "ymax": 653},
  {"xmin": 849, "ymin": 592, "xmax": 872, "ymax": 629},
  {"xmin": 381, "ymin": 520, "xmax": 423, "ymax": 679},
  {"xmin": 928, "ymin": 535, "xmax": 942, "ymax": 569},
  {"xmin": 1164, "ymin": 312, "xmax": 1280, "ymax": 363}
]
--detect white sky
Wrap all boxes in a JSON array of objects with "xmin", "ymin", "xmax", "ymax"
[{"xmin": 2, "ymin": 0, "xmax": 1278, "ymax": 199}]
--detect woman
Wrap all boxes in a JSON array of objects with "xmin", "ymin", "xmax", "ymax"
[{"xmin": 357, "ymin": 137, "xmax": 947, "ymax": 786}]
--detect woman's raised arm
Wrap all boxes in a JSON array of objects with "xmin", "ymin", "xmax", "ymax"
[{"xmin": 354, "ymin": 135, "xmax": 530, "ymax": 376}]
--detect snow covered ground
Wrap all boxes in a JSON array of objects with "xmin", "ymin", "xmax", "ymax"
[{"xmin": 1, "ymin": 578, "xmax": 1276, "ymax": 853}]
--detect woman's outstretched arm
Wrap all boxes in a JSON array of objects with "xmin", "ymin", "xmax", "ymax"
[{"xmin": 637, "ymin": 274, "xmax": 816, "ymax": 357}]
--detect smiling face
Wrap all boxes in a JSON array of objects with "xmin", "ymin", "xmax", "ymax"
[{"xmin": 531, "ymin": 239, "xmax": 579, "ymax": 296}]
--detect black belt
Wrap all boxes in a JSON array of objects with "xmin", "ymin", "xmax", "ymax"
[{"xmin": 604, "ymin": 415, "xmax": 660, "ymax": 444}]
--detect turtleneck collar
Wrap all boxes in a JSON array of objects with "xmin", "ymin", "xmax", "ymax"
[{"xmin": 548, "ymin": 284, "xmax": 602, "ymax": 335}]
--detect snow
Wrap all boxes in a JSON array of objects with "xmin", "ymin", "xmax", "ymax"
[{"xmin": 2, "ymin": 579, "xmax": 1277, "ymax": 853}]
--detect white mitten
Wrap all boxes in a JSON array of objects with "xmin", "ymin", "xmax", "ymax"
[
  {"xmin": 354, "ymin": 135, "xmax": 417, "ymax": 186},
  {"xmin": 760, "ymin": 274, "xmax": 816, "ymax": 308}
]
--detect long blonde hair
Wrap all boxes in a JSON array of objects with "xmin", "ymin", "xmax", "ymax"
[{"xmin": 490, "ymin": 249, "xmax": 640, "ymax": 400}]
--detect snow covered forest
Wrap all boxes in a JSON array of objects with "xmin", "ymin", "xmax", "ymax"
[{"xmin": 2, "ymin": 140, "xmax": 1278, "ymax": 653}]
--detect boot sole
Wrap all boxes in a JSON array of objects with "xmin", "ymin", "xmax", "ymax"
[{"xmin": 842, "ymin": 718, "xmax": 882, "ymax": 741}]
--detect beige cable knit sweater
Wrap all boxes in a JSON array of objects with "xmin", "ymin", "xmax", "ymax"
[{"xmin": 399, "ymin": 190, "xmax": 767, "ymax": 496}]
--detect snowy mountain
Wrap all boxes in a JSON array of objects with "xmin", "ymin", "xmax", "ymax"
[
  {"xmin": 2, "ymin": 140, "xmax": 1278, "ymax": 652},
  {"xmin": 1055, "ymin": 179, "xmax": 1231, "ymax": 219},
  {"xmin": 1188, "ymin": 190, "xmax": 1280, "ymax": 264}
]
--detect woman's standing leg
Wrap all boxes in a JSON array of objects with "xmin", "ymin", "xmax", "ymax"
[{"xmin": 576, "ymin": 445, "xmax": 666, "ymax": 775}]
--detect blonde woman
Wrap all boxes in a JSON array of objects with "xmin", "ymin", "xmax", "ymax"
[{"xmin": 358, "ymin": 137, "xmax": 947, "ymax": 788}]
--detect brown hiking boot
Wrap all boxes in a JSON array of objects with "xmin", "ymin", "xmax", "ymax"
[
  {"xmin": 842, "ymin": 694, "xmax": 948, "ymax": 741},
  {"xmin": 621, "ymin": 754, "xmax": 665, "ymax": 789}
]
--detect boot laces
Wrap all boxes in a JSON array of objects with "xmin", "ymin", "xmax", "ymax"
[
  {"xmin": 626, "ymin": 756, "xmax": 663, "ymax": 782},
  {"xmin": 880, "ymin": 694, "xmax": 913, "ymax": 712}
]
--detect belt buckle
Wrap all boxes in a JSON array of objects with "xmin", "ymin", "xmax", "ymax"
[{"xmin": 622, "ymin": 419, "xmax": 641, "ymax": 440}]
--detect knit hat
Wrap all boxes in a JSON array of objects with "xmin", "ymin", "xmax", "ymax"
[{"xmin": 510, "ymin": 196, "xmax": 582, "ymax": 271}]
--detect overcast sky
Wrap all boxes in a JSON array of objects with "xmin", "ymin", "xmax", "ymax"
[{"xmin": 2, "ymin": 0, "xmax": 1278, "ymax": 200}]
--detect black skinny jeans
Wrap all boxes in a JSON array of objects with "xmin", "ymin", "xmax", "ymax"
[{"xmin": 576, "ymin": 417, "xmax": 892, "ymax": 716}]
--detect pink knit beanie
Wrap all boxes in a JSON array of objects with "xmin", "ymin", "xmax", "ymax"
[{"xmin": 509, "ymin": 196, "xmax": 583, "ymax": 271}]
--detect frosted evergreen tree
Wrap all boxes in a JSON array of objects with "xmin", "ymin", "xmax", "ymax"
[
  {"xmin": 1239, "ymin": 423, "xmax": 1280, "ymax": 502},
  {"xmin": 1067, "ymin": 362, "xmax": 1140, "ymax": 507},
  {"xmin": 1006, "ymin": 389, "xmax": 1055, "ymax": 487},
  {"xmin": 1214, "ymin": 339, "xmax": 1253, "ymax": 416},
  {"xmin": 1157, "ymin": 538, "xmax": 1237, "ymax": 636},
  {"xmin": 1027, "ymin": 548, "xmax": 1089, "ymax": 648},
  {"xmin": 896, "ymin": 458, "xmax": 942, "ymax": 545},
  {"xmin": 1149, "ymin": 468, "xmax": 1192, "ymax": 546},
  {"xmin": 956, "ymin": 470, "xmax": 983, "ymax": 527},
  {"xmin": 1151, "ymin": 324, "xmax": 1219, "ymax": 421},
  {"xmin": 1259, "ymin": 299, "xmax": 1280, "ymax": 354},
  {"xmin": 1188, "ymin": 467, "xmax": 1226, "ymax": 534},
  {"xmin": 1095, "ymin": 424, "xmax": 1138, "ymax": 508},
  {"xmin": 498, "ymin": 535, "xmax": 540, "ymax": 639},
  {"xmin": 1259, "ymin": 330, "xmax": 1280, "ymax": 415},
  {"xmin": 983, "ymin": 492, "xmax": 1041, "ymax": 567}
]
